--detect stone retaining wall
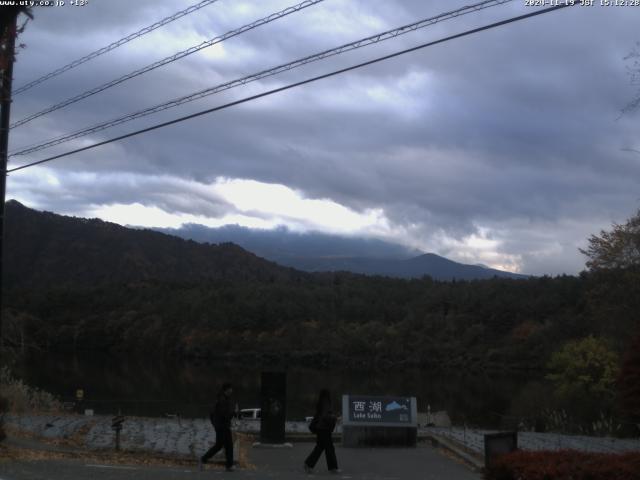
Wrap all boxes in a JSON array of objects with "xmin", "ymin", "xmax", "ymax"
[
  {"xmin": 4, "ymin": 414, "xmax": 215, "ymax": 457},
  {"xmin": 425, "ymin": 427, "xmax": 640, "ymax": 455},
  {"xmin": 6, "ymin": 414, "xmax": 637, "ymax": 458}
]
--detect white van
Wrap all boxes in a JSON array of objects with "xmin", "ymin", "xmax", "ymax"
[{"xmin": 238, "ymin": 408, "xmax": 261, "ymax": 420}]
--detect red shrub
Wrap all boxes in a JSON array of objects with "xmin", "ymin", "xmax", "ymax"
[{"xmin": 484, "ymin": 450, "xmax": 640, "ymax": 480}]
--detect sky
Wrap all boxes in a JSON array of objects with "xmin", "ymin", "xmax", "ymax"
[{"xmin": 5, "ymin": 0, "xmax": 640, "ymax": 275}]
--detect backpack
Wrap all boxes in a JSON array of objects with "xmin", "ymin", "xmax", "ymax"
[
  {"xmin": 309, "ymin": 413, "xmax": 336, "ymax": 433},
  {"xmin": 308, "ymin": 416, "xmax": 319, "ymax": 433}
]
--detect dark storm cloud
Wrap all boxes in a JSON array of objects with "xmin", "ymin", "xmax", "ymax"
[
  {"xmin": 6, "ymin": 0, "xmax": 640, "ymax": 274},
  {"xmin": 9, "ymin": 171, "xmax": 233, "ymax": 218}
]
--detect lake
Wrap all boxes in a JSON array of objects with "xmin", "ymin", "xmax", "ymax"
[{"xmin": 12, "ymin": 352, "xmax": 541, "ymax": 428}]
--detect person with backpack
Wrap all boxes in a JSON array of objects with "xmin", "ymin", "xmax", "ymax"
[
  {"xmin": 200, "ymin": 382, "xmax": 235, "ymax": 472},
  {"xmin": 304, "ymin": 389, "xmax": 339, "ymax": 474}
]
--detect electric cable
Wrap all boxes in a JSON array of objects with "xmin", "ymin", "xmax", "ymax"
[
  {"xmin": 10, "ymin": 0, "xmax": 325, "ymax": 128},
  {"xmin": 13, "ymin": 0, "xmax": 223, "ymax": 95},
  {"xmin": 10, "ymin": 0, "xmax": 513, "ymax": 157},
  {"xmin": 6, "ymin": 3, "xmax": 578, "ymax": 174}
]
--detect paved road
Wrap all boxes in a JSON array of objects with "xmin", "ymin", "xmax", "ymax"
[{"xmin": 0, "ymin": 443, "xmax": 480, "ymax": 480}]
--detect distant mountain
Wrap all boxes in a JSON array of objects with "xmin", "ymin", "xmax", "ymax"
[
  {"xmin": 157, "ymin": 223, "xmax": 420, "ymax": 260},
  {"xmin": 161, "ymin": 224, "xmax": 527, "ymax": 281},
  {"xmin": 277, "ymin": 253, "xmax": 526, "ymax": 280},
  {"xmin": 3, "ymin": 200, "xmax": 301, "ymax": 289}
]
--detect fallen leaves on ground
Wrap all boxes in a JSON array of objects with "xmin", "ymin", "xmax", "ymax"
[
  {"xmin": 0, "ymin": 442, "xmax": 229, "ymax": 469},
  {"xmin": 1, "ymin": 430, "xmax": 254, "ymax": 470}
]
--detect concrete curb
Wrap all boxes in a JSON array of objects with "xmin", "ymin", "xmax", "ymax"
[
  {"xmin": 252, "ymin": 442, "xmax": 293, "ymax": 448},
  {"xmin": 423, "ymin": 433, "xmax": 484, "ymax": 472}
]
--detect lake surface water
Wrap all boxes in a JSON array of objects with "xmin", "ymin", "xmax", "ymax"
[{"xmin": 13, "ymin": 352, "xmax": 540, "ymax": 428}]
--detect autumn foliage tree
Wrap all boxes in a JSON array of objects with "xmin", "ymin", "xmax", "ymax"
[
  {"xmin": 544, "ymin": 337, "xmax": 620, "ymax": 428},
  {"xmin": 580, "ymin": 210, "xmax": 640, "ymax": 350},
  {"xmin": 580, "ymin": 209, "xmax": 640, "ymax": 270},
  {"xmin": 546, "ymin": 336, "xmax": 619, "ymax": 399}
]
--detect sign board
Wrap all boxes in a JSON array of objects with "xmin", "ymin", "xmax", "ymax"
[
  {"xmin": 111, "ymin": 415, "xmax": 125, "ymax": 430},
  {"xmin": 342, "ymin": 395, "xmax": 417, "ymax": 427}
]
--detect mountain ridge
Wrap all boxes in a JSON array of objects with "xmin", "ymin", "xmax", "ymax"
[
  {"xmin": 159, "ymin": 224, "xmax": 527, "ymax": 280},
  {"xmin": 4, "ymin": 200, "xmax": 525, "ymax": 284},
  {"xmin": 3, "ymin": 200, "xmax": 303, "ymax": 288}
]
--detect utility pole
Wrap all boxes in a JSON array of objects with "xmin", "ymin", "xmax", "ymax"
[{"xmin": 0, "ymin": 11, "xmax": 20, "ymax": 348}]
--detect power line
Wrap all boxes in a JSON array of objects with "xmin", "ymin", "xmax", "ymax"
[
  {"xmin": 10, "ymin": 0, "xmax": 325, "ymax": 129},
  {"xmin": 6, "ymin": 3, "xmax": 578, "ymax": 175},
  {"xmin": 11, "ymin": 0, "xmax": 514, "ymax": 157},
  {"xmin": 13, "ymin": 0, "xmax": 223, "ymax": 96}
]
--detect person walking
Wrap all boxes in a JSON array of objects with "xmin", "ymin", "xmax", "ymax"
[
  {"xmin": 200, "ymin": 382, "xmax": 235, "ymax": 472},
  {"xmin": 304, "ymin": 389, "xmax": 339, "ymax": 474}
]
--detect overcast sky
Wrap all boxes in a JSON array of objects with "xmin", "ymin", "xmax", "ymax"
[{"xmin": 5, "ymin": 0, "xmax": 640, "ymax": 275}]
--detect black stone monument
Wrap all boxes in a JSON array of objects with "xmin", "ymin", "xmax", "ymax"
[
  {"xmin": 259, "ymin": 371, "xmax": 287, "ymax": 444},
  {"xmin": 484, "ymin": 431, "xmax": 518, "ymax": 468}
]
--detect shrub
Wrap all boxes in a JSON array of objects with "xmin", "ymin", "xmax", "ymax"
[
  {"xmin": 484, "ymin": 450, "xmax": 640, "ymax": 480},
  {"xmin": 541, "ymin": 409, "xmax": 573, "ymax": 434},
  {"xmin": 0, "ymin": 366, "xmax": 61, "ymax": 413}
]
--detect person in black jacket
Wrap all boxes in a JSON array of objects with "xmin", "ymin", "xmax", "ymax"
[
  {"xmin": 200, "ymin": 383, "xmax": 235, "ymax": 472},
  {"xmin": 304, "ymin": 389, "xmax": 339, "ymax": 474}
]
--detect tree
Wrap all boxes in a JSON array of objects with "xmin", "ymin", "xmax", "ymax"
[
  {"xmin": 580, "ymin": 210, "xmax": 640, "ymax": 270},
  {"xmin": 546, "ymin": 336, "xmax": 619, "ymax": 399}
]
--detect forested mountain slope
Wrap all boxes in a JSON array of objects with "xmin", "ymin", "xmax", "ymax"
[{"xmin": 3, "ymin": 201, "xmax": 638, "ymax": 372}]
